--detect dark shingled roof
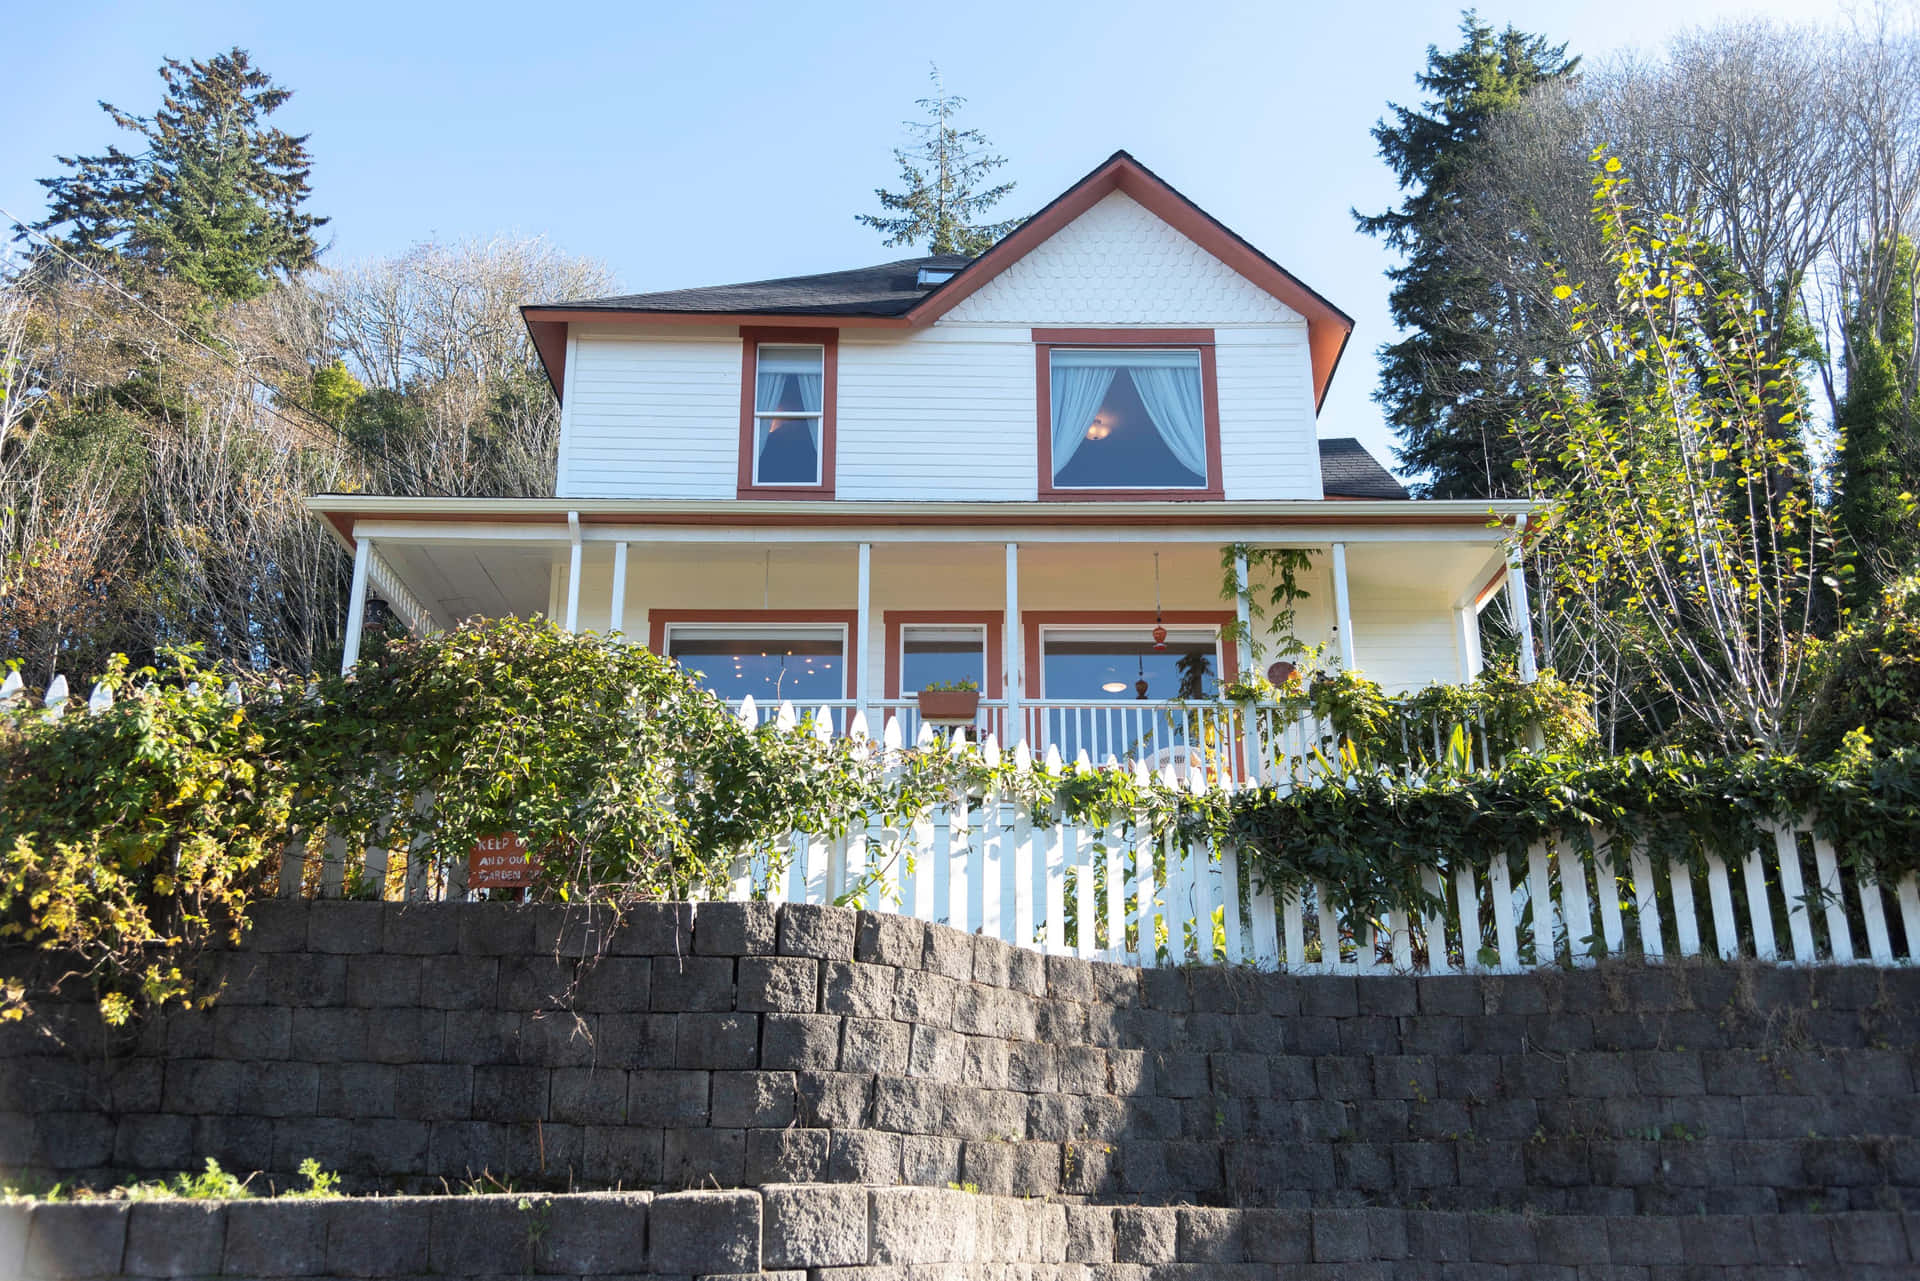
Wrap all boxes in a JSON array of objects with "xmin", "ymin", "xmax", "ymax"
[
  {"xmin": 546, "ymin": 254, "xmax": 978, "ymax": 318},
  {"xmin": 1318, "ymin": 438, "xmax": 1407, "ymax": 499}
]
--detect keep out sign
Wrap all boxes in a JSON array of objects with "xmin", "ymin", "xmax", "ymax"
[{"xmin": 468, "ymin": 833, "xmax": 542, "ymax": 889}]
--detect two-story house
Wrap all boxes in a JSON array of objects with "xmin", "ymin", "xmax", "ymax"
[{"xmin": 307, "ymin": 152, "xmax": 1538, "ymax": 777}]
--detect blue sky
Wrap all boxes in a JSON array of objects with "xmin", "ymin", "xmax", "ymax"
[{"xmin": 4, "ymin": 0, "xmax": 1834, "ymax": 472}]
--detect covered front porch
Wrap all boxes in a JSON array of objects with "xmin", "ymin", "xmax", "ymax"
[{"xmin": 309, "ymin": 496, "xmax": 1538, "ymax": 782}]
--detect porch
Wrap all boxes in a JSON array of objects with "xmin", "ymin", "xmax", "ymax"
[{"xmin": 310, "ymin": 496, "xmax": 1539, "ymax": 783}]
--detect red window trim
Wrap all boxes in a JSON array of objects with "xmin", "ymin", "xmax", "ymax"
[
  {"xmin": 1021, "ymin": 610, "xmax": 1238, "ymax": 700},
  {"xmin": 648, "ymin": 609, "xmax": 860, "ymax": 697},
  {"xmin": 738, "ymin": 326, "xmax": 837, "ymax": 499},
  {"xmin": 882, "ymin": 610, "xmax": 1006, "ymax": 700},
  {"xmin": 1033, "ymin": 328, "xmax": 1224, "ymax": 502}
]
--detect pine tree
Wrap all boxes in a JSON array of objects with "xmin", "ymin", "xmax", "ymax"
[
  {"xmin": 33, "ymin": 48, "xmax": 324, "ymax": 306},
  {"xmin": 1356, "ymin": 13, "xmax": 1578, "ymax": 498},
  {"xmin": 857, "ymin": 66, "xmax": 1021, "ymax": 256},
  {"xmin": 1835, "ymin": 235, "xmax": 1920, "ymax": 597}
]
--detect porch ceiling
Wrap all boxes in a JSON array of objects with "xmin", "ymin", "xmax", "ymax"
[{"xmin": 377, "ymin": 540, "xmax": 555, "ymax": 628}]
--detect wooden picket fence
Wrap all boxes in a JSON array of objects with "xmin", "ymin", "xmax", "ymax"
[{"xmin": 7, "ymin": 675, "xmax": 1917, "ymax": 972}]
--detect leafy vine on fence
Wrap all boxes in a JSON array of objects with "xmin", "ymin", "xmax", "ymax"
[{"xmin": 3, "ymin": 617, "xmax": 1918, "ymax": 1026}]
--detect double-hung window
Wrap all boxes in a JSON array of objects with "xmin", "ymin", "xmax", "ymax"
[
  {"xmin": 1035, "ymin": 330, "xmax": 1221, "ymax": 498},
  {"xmin": 739, "ymin": 329, "xmax": 836, "ymax": 497}
]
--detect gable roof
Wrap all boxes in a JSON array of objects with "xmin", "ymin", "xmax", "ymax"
[
  {"xmin": 1317, "ymin": 438, "xmax": 1407, "ymax": 499},
  {"xmin": 524, "ymin": 151, "xmax": 1355, "ymax": 408}
]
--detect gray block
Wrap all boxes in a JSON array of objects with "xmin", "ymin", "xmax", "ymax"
[
  {"xmin": 738, "ymin": 956, "xmax": 819, "ymax": 1013},
  {"xmin": 0, "ymin": 1206, "xmax": 24, "ymax": 1280},
  {"xmin": 892, "ymin": 969, "xmax": 958, "ymax": 1025},
  {"xmin": 901, "ymin": 1133, "xmax": 962, "ymax": 1186},
  {"xmin": 908, "ymin": 1023, "xmax": 966, "ymax": 1081},
  {"xmin": 326, "ymin": 1196, "xmax": 431, "ymax": 1277},
  {"xmin": 576, "ymin": 956, "xmax": 654, "ymax": 1012},
  {"xmin": 1006, "ymin": 945, "xmax": 1046, "ymax": 996},
  {"xmin": 307, "ymin": 900, "xmax": 383, "ymax": 954},
  {"xmin": 649, "ymin": 1189, "xmax": 760, "ymax": 1274},
  {"xmin": 777, "ymin": 903, "xmax": 857, "ymax": 960},
  {"xmin": 628, "ymin": 1070, "xmax": 711, "ymax": 1126},
  {"xmin": 797, "ymin": 1071, "xmax": 873, "ymax": 1129},
  {"xmin": 224, "ymin": 1200, "xmax": 329, "ymax": 1277},
  {"xmin": 870, "ymin": 1186, "xmax": 975, "ymax": 1264},
  {"xmin": 290, "ymin": 1006, "xmax": 368, "ymax": 1062},
  {"xmin": 760, "ymin": 1012, "xmax": 841, "ymax": 1071},
  {"xmin": 395, "ymin": 1063, "xmax": 474, "ymax": 1121},
  {"xmin": 1242, "ymin": 1207, "xmax": 1312, "ymax": 1262},
  {"xmin": 830, "ymin": 1128, "xmax": 902, "ymax": 1182},
  {"xmin": 472, "ymin": 1063, "xmax": 549, "ymax": 1122},
  {"xmin": 609, "ymin": 901, "xmax": 694, "ymax": 955},
  {"xmin": 455, "ymin": 904, "xmax": 538, "ymax": 955},
  {"xmin": 498, "ymin": 955, "xmax": 576, "ymax": 1009},
  {"xmin": 597, "ymin": 1012, "xmax": 679, "ymax": 1069},
  {"xmin": 676, "ymin": 1012, "xmax": 759, "ymax": 1069},
  {"xmin": 26, "ymin": 1202, "xmax": 127, "ymax": 1279},
  {"xmin": 694, "ymin": 901, "xmax": 777, "ymax": 955},
  {"xmin": 841, "ymin": 1018, "xmax": 910, "ymax": 1074},
  {"xmin": 1178, "ymin": 1206, "xmax": 1245, "ymax": 1262},
  {"xmin": 711, "ymin": 1070, "xmax": 796, "ymax": 1128},
  {"xmin": 381, "ymin": 902, "xmax": 461, "ymax": 954},
  {"xmin": 764, "ymin": 1183, "xmax": 869, "ymax": 1268},
  {"xmin": 855, "ymin": 910, "xmax": 923, "ymax": 969},
  {"xmin": 243, "ymin": 899, "xmax": 311, "ymax": 951},
  {"xmin": 344, "ymin": 952, "xmax": 423, "ymax": 1008},
  {"xmin": 821, "ymin": 961, "xmax": 895, "ymax": 1017},
  {"xmin": 427, "ymin": 1194, "xmax": 539, "ymax": 1276},
  {"xmin": 652, "ymin": 955, "xmax": 737, "ymax": 1012},
  {"xmin": 745, "ymin": 1126, "xmax": 829, "ymax": 1184},
  {"xmin": 212, "ymin": 1004, "xmax": 292, "ymax": 1059},
  {"xmin": 538, "ymin": 1190, "xmax": 651, "ymax": 1273},
  {"xmin": 922, "ymin": 922, "xmax": 973, "ymax": 979},
  {"xmin": 1112, "ymin": 1206, "xmax": 1177, "ymax": 1263},
  {"xmin": 551, "ymin": 1066, "xmax": 628, "ymax": 1124},
  {"xmin": 583, "ymin": 1123, "xmax": 665, "ymax": 1184}
]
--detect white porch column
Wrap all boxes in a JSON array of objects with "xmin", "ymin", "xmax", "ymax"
[
  {"xmin": 564, "ymin": 511, "xmax": 582, "ymax": 633},
  {"xmin": 609, "ymin": 541, "xmax": 629, "ymax": 635},
  {"xmin": 341, "ymin": 535, "xmax": 373, "ymax": 676},
  {"xmin": 1330, "ymin": 541, "xmax": 1357, "ymax": 672},
  {"xmin": 1455, "ymin": 606, "xmax": 1484, "ymax": 682},
  {"xmin": 1505, "ymin": 518, "xmax": 1538, "ymax": 683},
  {"xmin": 855, "ymin": 542, "xmax": 872, "ymax": 726},
  {"xmin": 1233, "ymin": 549, "xmax": 1263, "ymax": 781},
  {"xmin": 1004, "ymin": 542, "xmax": 1023, "ymax": 745}
]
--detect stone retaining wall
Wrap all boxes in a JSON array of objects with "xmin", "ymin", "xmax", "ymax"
[
  {"xmin": 9, "ymin": 1185, "xmax": 1919, "ymax": 1280},
  {"xmin": 3, "ymin": 900, "xmax": 1917, "ymax": 1215}
]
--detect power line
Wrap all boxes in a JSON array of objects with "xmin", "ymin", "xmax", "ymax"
[{"xmin": 0, "ymin": 205, "xmax": 451, "ymax": 497}]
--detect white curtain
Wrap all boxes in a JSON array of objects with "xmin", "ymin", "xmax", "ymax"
[
  {"xmin": 1130, "ymin": 364, "xmax": 1208, "ymax": 479},
  {"xmin": 757, "ymin": 347, "xmax": 825, "ymax": 451},
  {"xmin": 1049, "ymin": 364, "xmax": 1117, "ymax": 477}
]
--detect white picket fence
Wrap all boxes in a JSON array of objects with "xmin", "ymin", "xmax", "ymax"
[{"xmin": 7, "ymin": 676, "xmax": 1916, "ymax": 972}]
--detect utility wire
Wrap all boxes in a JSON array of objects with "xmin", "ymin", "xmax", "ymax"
[{"xmin": 0, "ymin": 204, "xmax": 452, "ymax": 497}]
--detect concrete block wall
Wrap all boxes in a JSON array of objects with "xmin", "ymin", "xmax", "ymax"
[
  {"xmin": 9, "ymin": 1186, "xmax": 1920, "ymax": 1280},
  {"xmin": 2, "ymin": 900, "xmax": 1917, "ymax": 1215}
]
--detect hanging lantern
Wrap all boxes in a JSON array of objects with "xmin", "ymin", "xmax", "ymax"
[
  {"xmin": 1152, "ymin": 623, "xmax": 1168, "ymax": 651},
  {"xmin": 1135, "ymin": 655, "xmax": 1149, "ymax": 700}
]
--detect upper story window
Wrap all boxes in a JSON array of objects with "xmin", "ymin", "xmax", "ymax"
[
  {"xmin": 1034, "ymin": 330, "xmax": 1222, "ymax": 500},
  {"xmin": 739, "ymin": 328, "xmax": 837, "ymax": 498}
]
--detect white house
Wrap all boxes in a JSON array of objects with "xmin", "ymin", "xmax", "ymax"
[{"xmin": 307, "ymin": 152, "xmax": 1538, "ymax": 778}]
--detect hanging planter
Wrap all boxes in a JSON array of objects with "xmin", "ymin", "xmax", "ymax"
[{"xmin": 917, "ymin": 680, "xmax": 980, "ymax": 722}]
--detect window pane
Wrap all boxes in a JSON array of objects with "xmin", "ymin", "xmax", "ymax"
[
  {"xmin": 667, "ymin": 627, "xmax": 844, "ymax": 702},
  {"xmin": 1050, "ymin": 349, "xmax": 1206, "ymax": 490},
  {"xmin": 755, "ymin": 417, "xmax": 820, "ymax": 484},
  {"xmin": 1041, "ymin": 630, "xmax": 1218, "ymax": 701},
  {"xmin": 902, "ymin": 625, "xmax": 987, "ymax": 693}
]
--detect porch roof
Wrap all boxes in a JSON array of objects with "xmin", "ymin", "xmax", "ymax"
[{"xmin": 304, "ymin": 493, "xmax": 1542, "ymax": 554}]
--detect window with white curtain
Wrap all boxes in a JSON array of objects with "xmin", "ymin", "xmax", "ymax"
[
  {"xmin": 753, "ymin": 344, "xmax": 825, "ymax": 485},
  {"xmin": 1048, "ymin": 348, "xmax": 1207, "ymax": 489}
]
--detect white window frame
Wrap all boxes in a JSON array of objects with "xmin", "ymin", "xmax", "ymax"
[
  {"xmin": 662, "ymin": 622, "xmax": 851, "ymax": 699},
  {"xmin": 752, "ymin": 343, "xmax": 826, "ymax": 488},
  {"xmin": 1048, "ymin": 347, "xmax": 1208, "ymax": 491},
  {"xmin": 1036, "ymin": 625, "xmax": 1224, "ymax": 701},
  {"xmin": 898, "ymin": 623, "xmax": 990, "ymax": 695}
]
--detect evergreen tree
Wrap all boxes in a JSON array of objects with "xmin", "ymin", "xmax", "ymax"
[
  {"xmin": 33, "ymin": 48, "xmax": 324, "ymax": 306},
  {"xmin": 1357, "ymin": 13, "xmax": 1578, "ymax": 498},
  {"xmin": 857, "ymin": 65, "xmax": 1020, "ymax": 256},
  {"xmin": 1835, "ymin": 235, "xmax": 1919, "ymax": 598}
]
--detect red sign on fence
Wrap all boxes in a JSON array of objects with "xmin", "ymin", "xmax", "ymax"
[{"xmin": 468, "ymin": 833, "xmax": 541, "ymax": 889}]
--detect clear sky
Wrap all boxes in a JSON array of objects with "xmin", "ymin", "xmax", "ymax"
[{"xmin": 3, "ymin": 0, "xmax": 1840, "ymax": 474}]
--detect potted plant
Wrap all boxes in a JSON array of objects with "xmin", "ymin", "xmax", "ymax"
[{"xmin": 916, "ymin": 678, "xmax": 980, "ymax": 722}]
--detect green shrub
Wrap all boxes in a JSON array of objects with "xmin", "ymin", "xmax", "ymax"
[{"xmin": 1801, "ymin": 572, "xmax": 1920, "ymax": 759}]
